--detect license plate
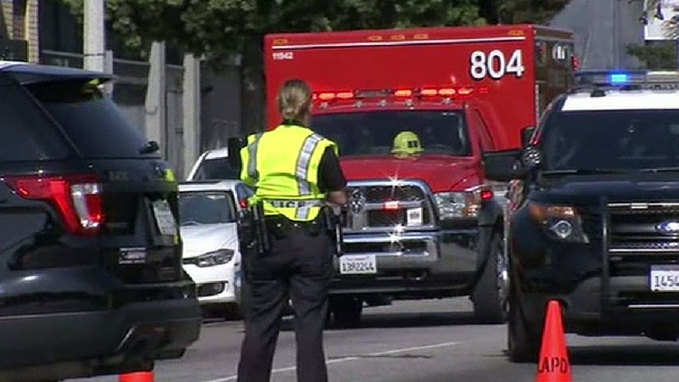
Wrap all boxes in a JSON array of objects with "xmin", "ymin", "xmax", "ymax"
[
  {"xmin": 340, "ymin": 255, "xmax": 377, "ymax": 274},
  {"xmin": 152, "ymin": 199, "xmax": 177, "ymax": 236},
  {"xmin": 650, "ymin": 265, "xmax": 679, "ymax": 292},
  {"xmin": 406, "ymin": 207, "xmax": 423, "ymax": 226},
  {"xmin": 119, "ymin": 247, "xmax": 147, "ymax": 264}
]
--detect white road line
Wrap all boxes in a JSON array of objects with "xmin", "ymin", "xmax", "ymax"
[{"xmin": 202, "ymin": 341, "xmax": 460, "ymax": 382}]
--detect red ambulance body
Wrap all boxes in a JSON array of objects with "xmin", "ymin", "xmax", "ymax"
[{"xmin": 264, "ymin": 25, "xmax": 574, "ymax": 325}]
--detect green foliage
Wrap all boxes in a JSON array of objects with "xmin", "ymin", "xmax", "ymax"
[
  {"xmin": 480, "ymin": 0, "xmax": 570, "ymax": 24},
  {"xmin": 60, "ymin": 0, "xmax": 576, "ymax": 65},
  {"xmin": 500, "ymin": 0, "xmax": 570, "ymax": 23},
  {"xmin": 60, "ymin": 0, "xmax": 485, "ymax": 65},
  {"xmin": 58, "ymin": 0, "xmax": 573, "ymax": 132},
  {"xmin": 627, "ymin": 42, "xmax": 678, "ymax": 70}
]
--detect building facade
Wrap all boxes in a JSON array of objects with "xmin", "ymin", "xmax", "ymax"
[{"xmin": 0, "ymin": 0, "xmax": 39, "ymax": 63}]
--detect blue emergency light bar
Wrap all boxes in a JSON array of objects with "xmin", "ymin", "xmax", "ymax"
[
  {"xmin": 575, "ymin": 70, "xmax": 679, "ymax": 87},
  {"xmin": 609, "ymin": 73, "xmax": 628, "ymax": 84}
]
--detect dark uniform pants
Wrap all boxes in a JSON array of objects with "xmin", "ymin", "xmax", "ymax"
[{"xmin": 237, "ymin": 220, "xmax": 333, "ymax": 382}]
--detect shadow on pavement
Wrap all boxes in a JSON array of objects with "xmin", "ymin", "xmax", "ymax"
[
  {"xmin": 280, "ymin": 310, "xmax": 479, "ymax": 331},
  {"xmin": 355, "ymin": 311, "xmax": 478, "ymax": 328},
  {"xmin": 569, "ymin": 343, "xmax": 679, "ymax": 366}
]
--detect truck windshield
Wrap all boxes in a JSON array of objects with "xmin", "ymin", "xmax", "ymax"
[
  {"xmin": 541, "ymin": 110, "xmax": 679, "ymax": 171},
  {"xmin": 312, "ymin": 111, "xmax": 470, "ymax": 157}
]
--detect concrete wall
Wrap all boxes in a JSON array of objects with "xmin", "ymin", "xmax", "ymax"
[
  {"xmin": 200, "ymin": 62, "xmax": 242, "ymax": 153},
  {"xmin": 25, "ymin": 0, "xmax": 38, "ymax": 62}
]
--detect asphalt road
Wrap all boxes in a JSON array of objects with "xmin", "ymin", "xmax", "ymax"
[{"xmin": 75, "ymin": 298, "xmax": 679, "ymax": 382}]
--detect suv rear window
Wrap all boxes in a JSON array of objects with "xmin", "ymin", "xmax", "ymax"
[
  {"xmin": 26, "ymin": 80, "xmax": 157, "ymax": 159},
  {"xmin": 0, "ymin": 79, "xmax": 71, "ymax": 161}
]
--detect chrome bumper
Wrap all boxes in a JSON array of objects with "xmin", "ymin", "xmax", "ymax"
[{"xmin": 332, "ymin": 229, "xmax": 479, "ymax": 293}]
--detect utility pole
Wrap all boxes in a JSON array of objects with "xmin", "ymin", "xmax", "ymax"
[
  {"xmin": 83, "ymin": 0, "xmax": 105, "ymax": 71},
  {"xmin": 183, "ymin": 53, "xmax": 201, "ymax": 178},
  {"xmin": 145, "ymin": 42, "xmax": 167, "ymax": 155}
]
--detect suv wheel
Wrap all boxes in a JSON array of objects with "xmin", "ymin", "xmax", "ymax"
[
  {"xmin": 507, "ymin": 289, "xmax": 540, "ymax": 362},
  {"xmin": 473, "ymin": 233, "xmax": 509, "ymax": 323}
]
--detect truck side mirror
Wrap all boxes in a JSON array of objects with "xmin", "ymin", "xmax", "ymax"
[
  {"xmin": 227, "ymin": 137, "xmax": 245, "ymax": 173},
  {"xmin": 483, "ymin": 149, "xmax": 526, "ymax": 182},
  {"xmin": 521, "ymin": 126, "xmax": 536, "ymax": 147}
]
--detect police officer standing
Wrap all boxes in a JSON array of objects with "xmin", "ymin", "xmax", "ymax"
[{"xmin": 237, "ymin": 79, "xmax": 347, "ymax": 382}]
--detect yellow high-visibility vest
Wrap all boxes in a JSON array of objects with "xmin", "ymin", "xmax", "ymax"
[{"xmin": 240, "ymin": 124, "xmax": 338, "ymax": 221}]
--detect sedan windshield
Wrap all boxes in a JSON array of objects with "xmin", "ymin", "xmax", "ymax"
[
  {"xmin": 179, "ymin": 191, "xmax": 236, "ymax": 225},
  {"xmin": 312, "ymin": 111, "xmax": 470, "ymax": 157},
  {"xmin": 541, "ymin": 110, "xmax": 679, "ymax": 171}
]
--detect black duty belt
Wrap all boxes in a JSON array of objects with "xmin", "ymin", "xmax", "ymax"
[{"xmin": 264, "ymin": 214, "xmax": 325, "ymax": 237}]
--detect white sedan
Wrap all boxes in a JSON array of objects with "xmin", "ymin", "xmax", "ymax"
[{"xmin": 179, "ymin": 180, "xmax": 252, "ymax": 319}]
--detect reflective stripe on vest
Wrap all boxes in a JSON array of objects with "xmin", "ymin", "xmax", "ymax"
[
  {"xmin": 247, "ymin": 133, "xmax": 264, "ymax": 181},
  {"xmin": 296, "ymin": 204, "xmax": 312, "ymax": 220},
  {"xmin": 296, "ymin": 133, "xmax": 323, "ymax": 196},
  {"xmin": 266, "ymin": 199, "xmax": 324, "ymax": 208}
]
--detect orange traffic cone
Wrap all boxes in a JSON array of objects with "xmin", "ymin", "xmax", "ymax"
[
  {"xmin": 119, "ymin": 371, "xmax": 155, "ymax": 382},
  {"xmin": 535, "ymin": 300, "xmax": 572, "ymax": 382}
]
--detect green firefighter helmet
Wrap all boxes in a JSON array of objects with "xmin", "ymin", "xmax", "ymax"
[{"xmin": 392, "ymin": 131, "xmax": 423, "ymax": 156}]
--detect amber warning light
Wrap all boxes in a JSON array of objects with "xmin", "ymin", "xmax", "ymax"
[{"xmin": 313, "ymin": 86, "xmax": 486, "ymax": 104}]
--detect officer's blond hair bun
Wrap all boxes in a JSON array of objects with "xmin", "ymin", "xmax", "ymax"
[{"xmin": 278, "ymin": 79, "xmax": 312, "ymax": 124}]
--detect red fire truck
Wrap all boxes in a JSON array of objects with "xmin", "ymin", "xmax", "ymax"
[{"xmin": 264, "ymin": 25, "xmax": 574, "ymax": 326}]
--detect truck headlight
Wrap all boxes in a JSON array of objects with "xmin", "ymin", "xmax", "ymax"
[
  {"xmin": 192, "ymin": 249, "xmax": 234, "ymax": 267},
  {"xmin": 434, "ymin": 191, "xmax": 480, "ymax": 219},
  {"xmin": 528, "ymin": 202, "xmax": 589, "ymax": 243}
]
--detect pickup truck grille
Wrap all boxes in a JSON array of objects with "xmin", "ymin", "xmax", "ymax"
[
  {"xmin": 364, "ymin": 186, "xmax": 425, "ymax": 202},
  {"xmin": 608, "ymin": 202, "xmax": 679, "ymax": 253},
  {"xmin": 344, "ymin": 180, "xmax": 435, "ymax": 232}
]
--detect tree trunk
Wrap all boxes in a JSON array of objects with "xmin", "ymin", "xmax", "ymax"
[{"xmin": 240, "ymin": 34, "xmax": 266, "ymax": 135}]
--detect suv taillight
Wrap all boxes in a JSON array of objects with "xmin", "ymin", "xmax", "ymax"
[{"xmin": 4, "ymin": 174, "xmax": 105, "ymax": 235}]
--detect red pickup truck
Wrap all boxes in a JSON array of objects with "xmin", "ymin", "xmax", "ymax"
[{"xmin": 264, "ymin": 24, "xmax": 574, "ymax": 326}]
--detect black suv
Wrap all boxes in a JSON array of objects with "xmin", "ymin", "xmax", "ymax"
[
  {"xmin": 483, "ymin": 72, "xmax": 679, "ymax": 362},
  {"xmin": 0, "ymin": 63, "xmax": 201, "ymax": 380}
]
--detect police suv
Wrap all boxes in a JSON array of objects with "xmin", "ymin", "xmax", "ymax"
[
  {"xmin": 0, "ymin": 62, "xmax": 201, "ymax": 380},
  {"xmin": 483, "ymin": 71, "xmax": 679, "ymax": 361}
]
